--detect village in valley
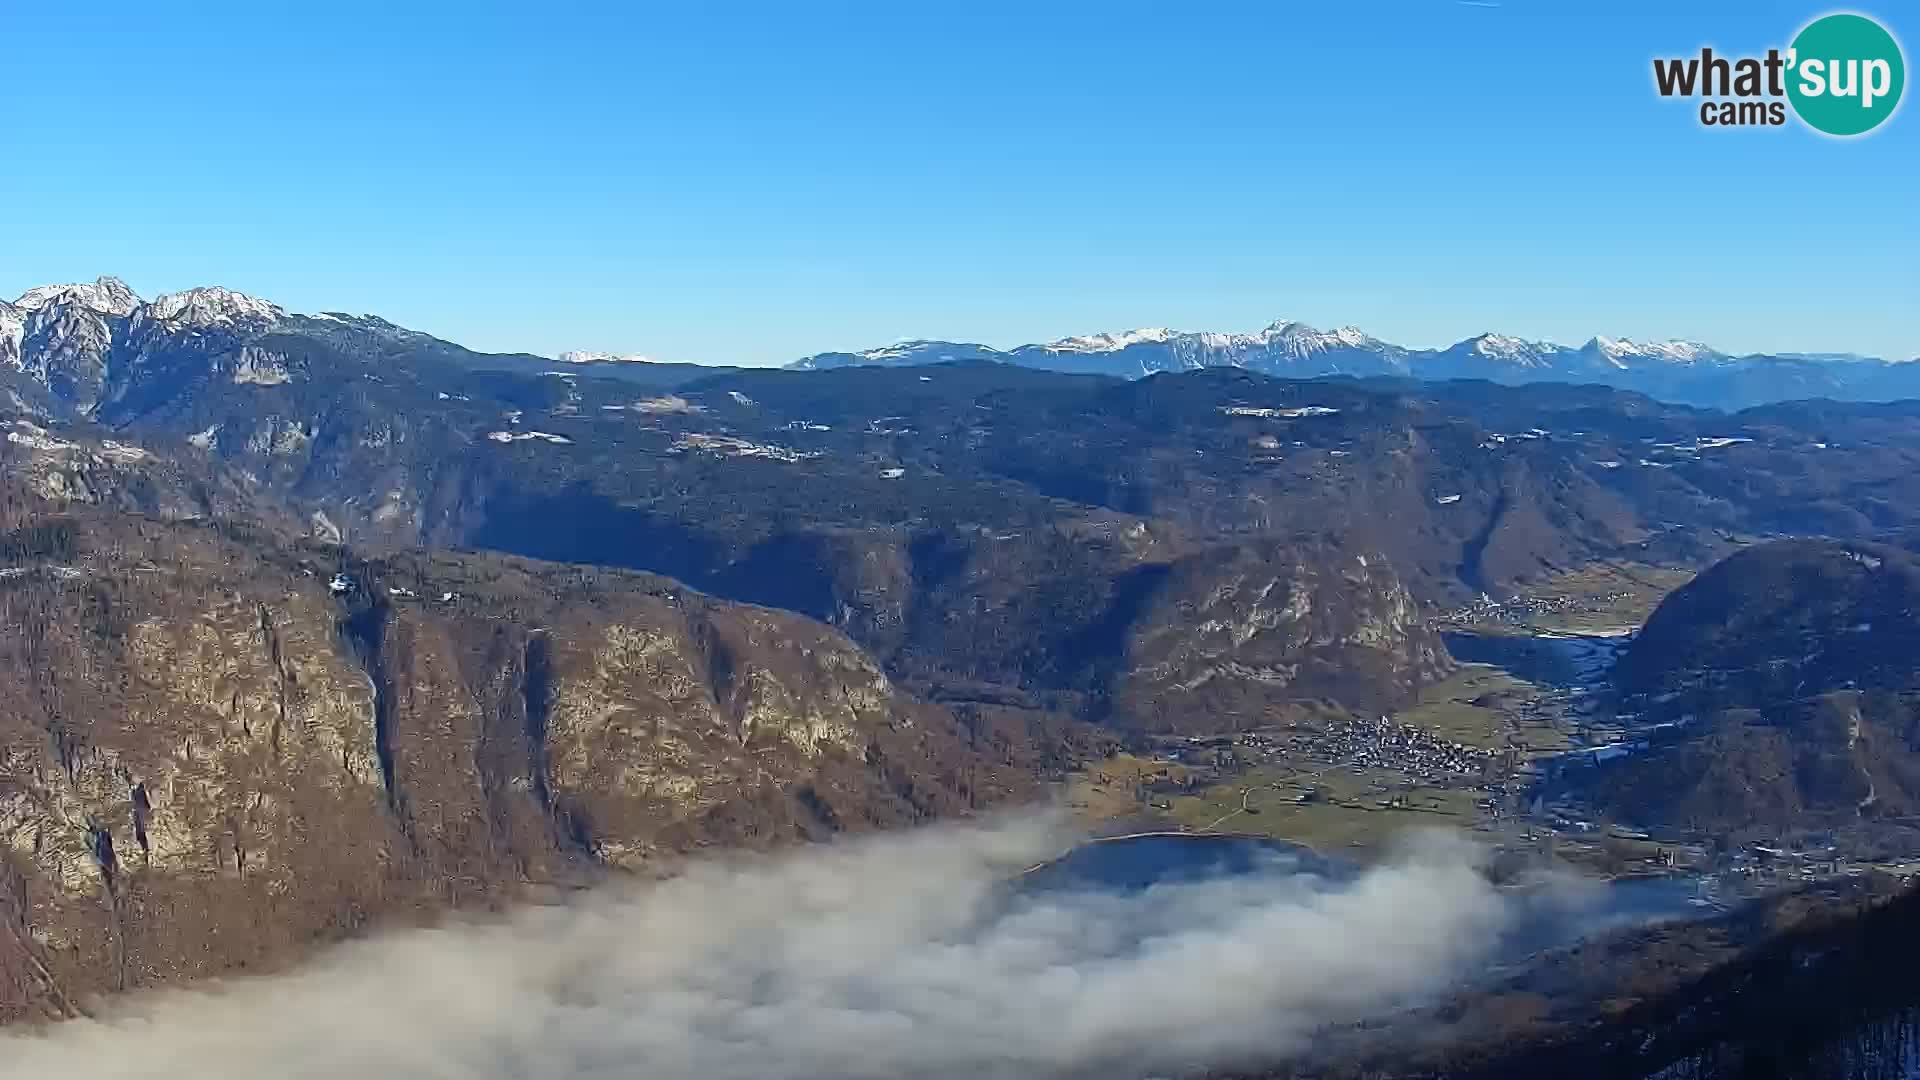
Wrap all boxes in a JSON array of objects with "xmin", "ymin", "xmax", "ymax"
[{"xmin": 1064, "ymin": 559, "xmax": 1920, "ymax": 896}]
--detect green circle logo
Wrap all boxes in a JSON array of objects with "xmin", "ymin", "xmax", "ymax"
[{"xmin": 1787, "ymin": 13, "xmax": 1905, "ymax": 136}]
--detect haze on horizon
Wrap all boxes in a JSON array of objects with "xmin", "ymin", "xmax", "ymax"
[{"xmin": 1, "ymin": 1, "xmax": 1913, "ymax": 367}]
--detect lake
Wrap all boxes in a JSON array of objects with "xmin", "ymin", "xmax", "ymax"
[
  {"xmin": 1023, "ymin": 832, "xmax": 1714, "ymax": 961},
  {"xmin": 1442, "ymin": 629, "xmax": 1629, "ymax": 691},
  {"xmin": 1022, "ymin": 832, "xmax": 1337, "ymax": 893}
]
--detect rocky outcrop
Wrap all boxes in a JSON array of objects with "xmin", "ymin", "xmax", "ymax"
[
  {"xmin": 647, "ymin": 522, "xmax": 1446, "ymax": 733},
  {"xmin": 1, "ymin": 414, "xmax": 273, "ymax": 523},
  {"xmin": 0, "ymin": 509, "xmax": 1079, "ymax": 1023},
  {"xmin": 18, "ymin": 303, "xmax": 115, "ymax": 415},
  {"xmin": 1113, "ymin": 540, "xmax": 1450, "ymax": 731}
]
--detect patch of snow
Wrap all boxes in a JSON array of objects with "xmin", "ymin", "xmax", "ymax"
[
  {"xmin": 728, "ymin": 391, "xmax": 756, "ymax": 407},
  {"xmin": 96, "ymin": 440, "xmax": 150, "ymax": 463},
  {"xmin": 187, "ymin": 425, "xmax": 220, "ymax": 450},
  {"xmin": 1044, "ymin": 328, "xmax": 1173, "ymax": 353},
  {"xmin": 13, "ymin": 276, "xmax": 141, "ymax": 316},
  {"xmin": 832, "ymin": 340, "xmax": 998, "ymax": 364},
  {"xmin": 1241, "ymin": 321, "xmax": 1383, "ymax": 359},
  {"xmin": 556, "ymin": 350, "xmax": 653, "ymax": 364},
  {"xmin": 671, "ymin": 432, "xmax": 819, "ymax": 463},
  {"xmin": 144, "ymin": 286, "xmax": 284, "ymax": 327},
  {"xmin": 1590, "ymin": 336, "xmax": 1720, "ymax": 366},
  {"xmin": 631, "ymin": 395, "xmax": 706, "ymax": 414},
  {"xmin": 1467, "ymin": 333, "xmax": 1563, "ymax": 367},
  {"xmin": 879, "ymin": 467, "xmax": 906, "ymax": 479},
  {"xmin": 487, "ymin": 431, "xmax": 573, "ymax": 445},
  {"xmin": 1219, "ymin": 405, "xmax": 1340, "ymax": 419},
  {"xmin": 4, "ymin": 422, "xmax": 77, "ymax": 452},
  {"xmin": 1433, "ymin": 494, "xmax": 1462, "ymax": 505}
]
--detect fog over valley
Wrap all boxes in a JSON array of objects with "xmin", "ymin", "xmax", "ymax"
[{"xmin": 0, "ymin": 819, "xmax": 1550, "ymax": 1080}]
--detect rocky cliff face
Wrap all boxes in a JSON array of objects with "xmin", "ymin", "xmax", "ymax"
[
  {"xmin": 0, "ymin": 506, "xmax": 1080, "ymax": 1023},
  {"xmin": 1114, "ymin": 540, "xmax": 1449, "ymax": 731},
  {"xmin": 1, "ymin": 414, "xmax": 278, "ymax": 524},
  {"xmin": 647, "ymin": 523, "xmax": 1447, "ymax": 734}
]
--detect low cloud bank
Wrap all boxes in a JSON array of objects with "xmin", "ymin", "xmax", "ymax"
[{"xmin": 4, "ymin": 819, "xmax": 1535, "ymax": 1080}]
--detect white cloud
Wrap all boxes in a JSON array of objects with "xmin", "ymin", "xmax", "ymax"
[{"xmin": 2, "ymin": 819, "xmax": 1543, "ymax": 1080}]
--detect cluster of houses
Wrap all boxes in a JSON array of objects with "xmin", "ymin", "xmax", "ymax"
[
  {"xmin": 1443, "ymin": 589, "xmax": 1636, "ymax": 628},
  {"xmin": 1314, "ymin": 714, "xmax": 1495, "ymax": 783}
]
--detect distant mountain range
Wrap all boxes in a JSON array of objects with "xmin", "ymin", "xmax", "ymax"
[
  {"xmin": 792, "ymin": 321, "xmax": 1919, "ymax": 410},
  {"xmin": 0, "ymin": 276, "xmax": 728, "ymax": 419},
  {"xmin": 5, "ymin": 276, "xmax": 1914, "ymax": 413}
]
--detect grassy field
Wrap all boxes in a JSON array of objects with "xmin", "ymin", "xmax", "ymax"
[
  {"xmin": 1394, "ymin": 667, "xmax": 1525, "ymax": 749},
  {"xmin": 1160, "ymin": 763, "xmax": 1482, "ymax": 855},
  {"xmin": 1450, "ymin": 560, "xmax": 1698, "ymax": 637},
  {"xmin": 1061, "ymin": 752, "xmax": 1192, "ymax": 822},
  {"xmin": 1393, "ymin": 666, "xmax": 1573, "ymax": 755},
  {"xmin": 1063, "ymin": 666, "xmax": 1569, "ymax": 856},
  {"xmin": 1525, "ymin": 561, "xmax": 1697, "ymax": 633}
]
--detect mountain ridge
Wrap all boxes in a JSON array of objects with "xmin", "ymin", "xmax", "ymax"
[
  {"xmin": 793, "ymin": 319, "xmax": 1919, "ymax": 409},
  {"xmin": 11, "ymin": 276, "xmax": 1915, "ymax": 411}
]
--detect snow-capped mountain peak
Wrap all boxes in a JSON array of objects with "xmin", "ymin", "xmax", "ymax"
[
  {"xmin": 557, "ymin": 350, "xmax": 654, "ymax": 365},
  {"xmin": 859, "ymin": 340, "xmax": 1011, "ymax": 363},
  {"xmin": 13, "ymin": 275, "xmax": 142, "ymax": 317},
  {"xmin": 1587, "ymin": 336, "xmax": 1721, "ymax": 367},
  {"xmin": 1249, "ymin": 320, "xmax": 1382, "ymax": 357},
  {"xmin": 860, "ymin": 341, "xmax": 941, "ymax": 361},
  {"xmin": 1464, "ymin": 333, "xmax": 1565, "ymax": 367},
  {"xmin": 1044, "ymin": 328, "xmax": 1172, "ymax": 353},
  {"xmin": 142, "ymin": 287, "xmax": 285, "ymax": 328}
]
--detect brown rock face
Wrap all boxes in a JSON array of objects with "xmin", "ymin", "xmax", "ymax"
[
  {"xmin": 0, "ymin": 511, "xmax": 1078, "ymax": 1023},
  {"xmin": 1112, "ymin": 540, "xmax": 1451, "ymax": 732}
]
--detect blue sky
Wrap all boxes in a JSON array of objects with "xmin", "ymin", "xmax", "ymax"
[{"xmin": 1, "ymin": 1, "xmax": 1913, "ymax": 365}]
